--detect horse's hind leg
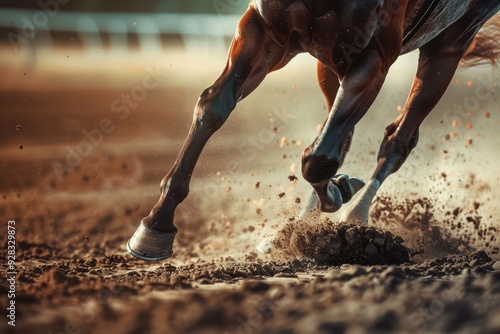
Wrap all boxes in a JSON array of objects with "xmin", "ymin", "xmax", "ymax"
[
  {"xmin": 341, "ymin": 27, "xmax": 480, "ymax": 225},
  {"xmin": 127, "ymin": 8, "xmax": 290, "ymax": 260}
]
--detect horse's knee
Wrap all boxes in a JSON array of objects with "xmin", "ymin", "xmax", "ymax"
[
  {"xmin": 301, "ymin": 150, "xmax": 340, "ymax": 185},
  {"xmin": 194, "ymin": 88, "xmax": 236, "ymax": 131},
  {"xmin": 160, "ymin": 174, "xmax": 189, "ymax": 203}
]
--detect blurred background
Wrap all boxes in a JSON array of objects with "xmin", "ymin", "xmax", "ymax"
[
  {"xmin": 0, "ymin": 0, "xmax": 246, "ymax": 61},
  {"xmin": 0, "ymin": 0, "xmax": 247, "ymax": 181},
  {"xmin": 0, "ymin": 1, "xmax": 498, "ymax": 259}
]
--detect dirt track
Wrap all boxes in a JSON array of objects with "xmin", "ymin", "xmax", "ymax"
[{"xmin": 1, "ymin": 46, "xmax": 500, "ymax": 333}]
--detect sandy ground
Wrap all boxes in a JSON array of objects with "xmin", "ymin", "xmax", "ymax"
[{"xmin": 1, "ymin": 44, "xmax": 500, "ymax": 334}]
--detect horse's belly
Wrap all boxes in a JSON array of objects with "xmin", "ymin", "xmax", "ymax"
[{"xmin": 401, "ymin": 0, "xmax": 476, "ymax": 54}]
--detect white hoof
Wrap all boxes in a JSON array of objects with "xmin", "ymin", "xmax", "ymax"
[
  {"xmin": 341, "ymin": 205, "xmax": 370, "ymax": 225},
  {"xmin": 340, "ymin": 178, "xmax": 380, "ymax": 226}
]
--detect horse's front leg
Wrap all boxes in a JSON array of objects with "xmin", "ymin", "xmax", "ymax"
[
  {"xmin": 302, "ymin": 51, "xmax": 391, "ymax": 216},
  {"xmin": 127, "ymin": 8, "xmax": 289, "ymax": 260},
  {"xmin": 300, "ymin": 61, "xmax": 359, "ymax": 218}
]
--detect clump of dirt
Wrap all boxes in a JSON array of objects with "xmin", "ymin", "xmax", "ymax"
[
  {"xmin": 14, "ymin": 241, "xmax": 64, "ymax": 261},
  {"xmin": 273, "ymin": 220, "xmax": 411, "ymax": 265}
]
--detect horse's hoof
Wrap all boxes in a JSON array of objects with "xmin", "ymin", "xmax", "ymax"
[
  {"xmin": 332, "ymin": 174, "xmax": 365, "ymax": 203},
  {"xmin": 127, "ymin": 222, "xmax": 175, "ymax": 261},
  {"xmin": 340, "ymin": 178, "xmax": 380, "ymax": 226}
]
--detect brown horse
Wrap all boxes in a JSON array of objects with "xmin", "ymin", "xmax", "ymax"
[{"xmin": 127, "ymin": 0, "xmax": 500, "ymax": 260}]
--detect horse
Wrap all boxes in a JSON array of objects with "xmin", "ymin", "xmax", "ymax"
[{"xmin": 127, "ymin": 0, "xmax": 500, "ymax": 261}]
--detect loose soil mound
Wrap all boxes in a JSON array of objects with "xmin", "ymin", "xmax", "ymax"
[{"xmin": 274, "ymin": 220, "xmax": 411, "ymax": 265}]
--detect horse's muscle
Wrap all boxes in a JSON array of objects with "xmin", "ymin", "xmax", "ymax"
[{"xmin": 401, "ymin": 0, "xmax": 494, "ymax": 53}]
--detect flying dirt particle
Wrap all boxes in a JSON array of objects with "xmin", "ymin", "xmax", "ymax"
[
  {"xmin": 288, "ymin": 175, "xmax": 298, "ymax": 182},
  {"xmin": 273, "ymin": 126, "xmax": 278, "ymax": 132},
  {"xmin": 296, "ymin": 140, "xmax": 302, "ymax": 146},
  {"xmin": 472, "ymin": 201, "xmax": 480, "ymax": 212},
  {"xmin": 466, "ymin": 216, "xmax": 481, "ymax": 230},
  {"xmin": 282, "ymin": 154, "xmax": 287, "ymax": 159},
  {"xmin": 369, "ymin": 150, "xmax": 376, "ymax": 155},
  {"xmin": 226, "ymin": 187, "xmax": 231, "ymax": 192},
  {"xmin": 445, "ymin": 134, "xmax": 451, "ymax": 141},
  {"xmin": 278, "ymin": 192, "xmax": 286, "ymax": 198},
  {"xmin": 483, "ymin": 111, "xmax": 490, "ymax": 118},
  {"xmin": 254, "ymin": 182, "xmax": 260, "ymax": 189},
  {"xmin": 122, "ymin": 163, "xmax": 128, "ymax": 170},
  {"xmin": 16, "ymin": 124, "xmax": 22, "ymax": 130},
  {"xmin": 280, "ymin": 137, "xmax": 287, "ymax": 147},
  {"xmin": 82, "ymin": 175, "xmax": 89, "ymax": 182},
  {"xmin": 295, "ymin": 197, "xmax": 301, "ymax": 204},
  {"xmin": 290, "ymin": 163, "xmax": 297, "ymax": 173},
  {"xmin": 465, "ymin": 123, "xmax": 473, "ymax": 130},
  {"xmin": 466, "ymin": 138, "xmax": 473, "ymax": 146},
  {"xmin": 19, "ymin": 144, "xmax": 23, "ymax": 150},
  {"xmin": 396, "ymin": 105, "xmax": 402, "ymax": 112},
  {"xmin": 254, "ymin": 198, "xmax": 266, "ymax": 206},
  {"xmin": 441, "ymin": 172, "xmax": 447, "ymax": 179},
  {"xmin": 455, "ymin": 78, "xmax": 460, "ymax": 84},
  {"xmin": 256, "ymin": 208, "xmax": 263, "ymax": 215},
  {"xmin": 467, "ymin": 80, "xmax": 473, "ymax": 86},
  {"xmin": 248, "ymin": 225, "xmax": 255, "ymax": 232}
]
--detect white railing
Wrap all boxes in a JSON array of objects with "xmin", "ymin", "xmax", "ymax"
[{"xmin": 0, "ymin": 8, "xmax": 241, "ymax": 54}]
